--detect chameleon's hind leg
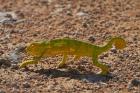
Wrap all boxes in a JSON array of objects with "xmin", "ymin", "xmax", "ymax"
[
  {"xmin": 57, "ymin": 55, "xmax": 67, "ymax": 68},
  {"xmin": 92, "ymin": 56, "xmax": 109, "ymax": 75}
]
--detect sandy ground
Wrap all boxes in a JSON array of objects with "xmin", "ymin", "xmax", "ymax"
[{"xmin": 0, "ymin": 0, "xmax": 140, "ymax": 93}]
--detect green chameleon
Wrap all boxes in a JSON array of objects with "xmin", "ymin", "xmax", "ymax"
[{"xmin": 19, "ymin": 37, "xmax": 126, "ymax": 75}]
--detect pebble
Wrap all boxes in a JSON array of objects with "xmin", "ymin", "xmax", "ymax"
[
  {"xmin": 0, "ymin": 58, "xmax": 11, "ymax": 67},
  {"xmin": 8, "ymin": 51, "xmax": 19, "ymax": 63},
  {"xmin": 130, "ymin": 79, "xmax": 140, "ymax": 86},
  {"xmin": 88, "ymin": 36, "xmax": 96, "ymax": 42},
  {"xmin": 110, "ymin": 47, "xmax": 117, "ymax": 53},
  {"xmin": 14, "ymin": 45, "xmax": 26, "ymax": 53},
  {"xmin": 66, "ymin": 11, "xmax": 72, "ymax": 16},
  {"xmin": 23, "ymin": 82, "xmax": 31, "ymax": 88},
  {"xmin": 10, "ymin": 64, "xmax": 19, "ymax": 70},
  {"xmin": 82, "ymin": 78, "xmax": 90, "ymax": 83},
  {"xmin": 100, "ymin": 53, "xmax": 108, "ymax": 59},
  {"xmin": 76, "ymin": 11, "xmax": 88, "ymax": 16},
  {"xmin": 1, "ymin": 80, "xmax": 6, "ymax": 84},
  {"xmin": 0, "ymin": 12, "xmax": 17, "ymax": 24},
  {"xmin": 128, "ymin": 79, "xmax": 140, "ymax": 90}
]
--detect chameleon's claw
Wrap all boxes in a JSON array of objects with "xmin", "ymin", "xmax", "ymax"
[{"xmin": 57, "ymin": 62, "xmax": 67, "ymax": 68}]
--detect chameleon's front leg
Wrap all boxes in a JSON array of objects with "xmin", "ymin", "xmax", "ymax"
[
  {"xmin": 19, "ymin": 59, "xmax": 38, "ymax": 68},
  {"xmin": 57, "ymin": 54, "xmax": 67, "ymax": 68},
  {"xmin": 92, "ymin": 56, "xmax": 109, "ymax": 75},
  {"xmin": 19, "ymin": 57, "xmax": 41, "ymax": 68}
]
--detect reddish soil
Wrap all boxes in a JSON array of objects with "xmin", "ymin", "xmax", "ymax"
[{"xmin": 0, "ymin": 0, "xmax": 140, "ymax": 93}]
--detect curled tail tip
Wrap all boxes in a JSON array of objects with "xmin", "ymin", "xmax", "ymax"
[{"xmin": 113, "ymin": 37, "xmax": 126, "ymax": 49}]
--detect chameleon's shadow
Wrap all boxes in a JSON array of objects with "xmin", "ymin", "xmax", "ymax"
[{"xmin": 34, "ymin": 68, "xmax": 113, "ymax": 83}]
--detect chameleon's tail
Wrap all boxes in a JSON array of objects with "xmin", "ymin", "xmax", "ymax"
[
  {"xmin": 100, "ymin": 37, "xmax": 126, "ymax": 52},
  {"xmin": 19, "ymin": 60, "xmax": 38, "ymax": 68}
]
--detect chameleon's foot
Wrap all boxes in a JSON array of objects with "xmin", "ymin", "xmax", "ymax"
[
  {"xmin": 57, "ymin": 55, "xmax": 67, "ymax": 68},
  {"xmin": 98, "ymin": 66, "xmax": 109, "ymax": 76},
  {"xmin": 98, "ymin": 70, "xmax": 109, "ymax": 76},
  {"xmin": 57, "ymin": 62, "xmax": 67, "ymax": 68},
  {"xmin": 92, "ymin": 57, "xmax": 109, "ymax": 76}
]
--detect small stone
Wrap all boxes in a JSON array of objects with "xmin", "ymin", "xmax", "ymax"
[
  {"xmin": 110, "ymin": 48, "xmax": 117, "ymax": 53},
  {"xmin": 0, "ymin": 90, "xmax": 5, "ymax": 93},
  {"xmin": 100, "ymin": 53, "xmax": 108, "ymax": 59},
  {"xmin": 76, "ymin": 11, "xmax": 88, "ymax": 16},
  {"xmin": 0, "ymin": 58, "xmax": 11, "ymax": 67},
  {"xmin": 88, "ymin": 36, "xmax": 96, "ymax": 42},
  {"xmin": 66, "ymin": 11, "xmax": 72, "ymax": 16},
  {"xmin": 0, "ymin": 12, "xmax": 17, "ymax": 24},
  {"xmin": 0, "ymin": 51, "xmax": 4, "ymax": 55},
  {"xmin": 23, "ymin": 82, "xmax": 31, "ymax": 88},
  {"xmin": 133, "ymin": 37, "xmax": 137, "ymax": 41},
  {"xmin": 128, "ymin": 79, "xmax": 140, "ymax": 90},
  {"xmin": 82, "ymin": 22, "xmax": 88, "ymax": 28},
  {"xmin": 82, "ymin": 78, "xmax": 90, "ymax": 83},
  {"xmin": 15, "ymin": 45, "xmax": 26, "ymax": 53},
  {"xmin": 10, "ymin": 64, "xmax": 19, "ymax": 69},
  {"xmin": 130, "ymin": 79, "xmax": 140, "ymax": 86},
  {"xmin": 1, "ymin": 80, "xmax": 6, "ymax": 84}
]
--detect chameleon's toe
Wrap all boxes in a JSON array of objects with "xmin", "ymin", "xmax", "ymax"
[
  {"xmin": 98, "ymin": 71, "xmax": 109, "ymax": 76},
  {"xmin": 57, "ymin": 63, "xmax": 67, "ymax": 68}
]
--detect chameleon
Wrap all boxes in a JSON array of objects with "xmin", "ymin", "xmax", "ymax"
[{"xmin": 19, "ymin": 37, "xmax": 126, "ymax": 75}]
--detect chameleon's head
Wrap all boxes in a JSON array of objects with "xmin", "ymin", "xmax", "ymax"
[
  {"xmin": 112, "ymin": 37, "xmax": 126, "ymax": 49},
  {"xmin": 26, "ymin": 41, "xmax": 46, "ymax": 56}
]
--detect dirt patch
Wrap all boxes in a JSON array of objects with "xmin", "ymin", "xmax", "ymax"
[{"xmin": 0, "ymin": 0, "xmax": 140, "ymax": 93}]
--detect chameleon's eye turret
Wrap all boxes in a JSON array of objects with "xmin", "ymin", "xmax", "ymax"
[{"xmin": 113, "ymin": 37, "xmax": 126, "ymax": 49}]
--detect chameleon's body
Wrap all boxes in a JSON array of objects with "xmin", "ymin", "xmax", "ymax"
[{"xmin": 19, "ymin": 37, "xmax": 126, "ymax": 75}]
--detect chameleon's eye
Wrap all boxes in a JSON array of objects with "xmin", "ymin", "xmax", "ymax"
[
  {"xmin": 27, "ymin": 43, "xmax": 38, "ymax": 50},
  {"xmin": 30, "ymin": 42, "xmax": 39, "ymax": 47},
  {"xmin": 30, "ymin": 44, "xmax": 35, "ymax": 47}
]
